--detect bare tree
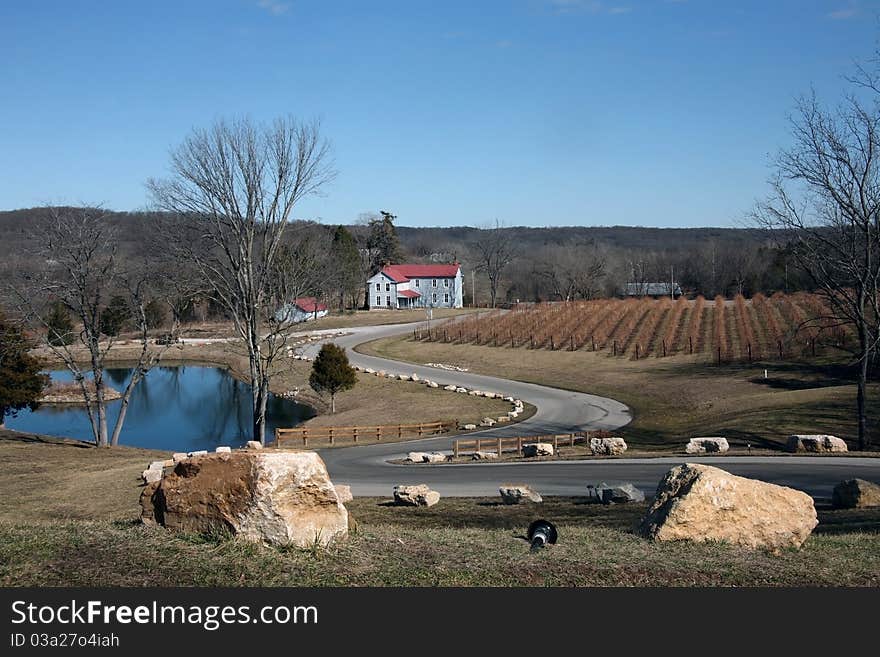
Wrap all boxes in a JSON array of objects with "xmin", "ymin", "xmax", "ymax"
[
  {"xmin": 7, "ymin": 206, "xmax": 179, "ymax": 447},
  {"xmin": 534, "ymin": 244, "xmax": 606, "ymax": 301},
  {"xmin": 147, "ymin": 116, "xmax": 335, "ymax": 445},
  {"xmin": 753, "ymin": 60, "xmax": 880, "ymax": 450},
  {"xmin": 473, "ymin": 219, "xmax": 518, "ymax": 308}
]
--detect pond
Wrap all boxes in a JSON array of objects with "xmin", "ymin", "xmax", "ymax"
[{"xmin": 5, "ymin": 364, "xmax": 315, "ymax": 452}]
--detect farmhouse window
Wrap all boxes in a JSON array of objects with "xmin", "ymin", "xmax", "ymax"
[
  {"xmin": 376, "ymin": 296, "xmax": 380, "ymax": 306},
  {"xmin": 432, "ymin": 293, "xmax": 438, "ymax": 303},
  {"xmin": 386, "ymin": 295, "xmax": 391, "ymax": 306},
  {"xmin": 375, "ymin": 283, "xmax": 380, "ymax": 291},
  {"xmin": 385, "ymin": 283, "xmax": 390, "ymax": 292},
  {"xmin": 432, "ymin": 279, "xmax": 437, "ymax": 287},
  {"xmin": 444, "ymin": 278, "xmax": 449, "ymax": 287},
  {"xmin": 444, "ymin": 293, "xmax": 449, "ymax": 303},
  {"xmin": 415, "ymin": 279, "xmax": 419, "ymax": 287}
]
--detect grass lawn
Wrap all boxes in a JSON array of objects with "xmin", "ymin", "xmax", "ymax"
[
  {"xmin": 291, "ymin": 307, "xmax": 481, "ymax": 331},
  {"xmin": 0, "ymin": 432, "xmax": 878, "ymax": 587},
  {"xmin": 358, "ymin": 335, "xmax": 880, "ymax": 451}
]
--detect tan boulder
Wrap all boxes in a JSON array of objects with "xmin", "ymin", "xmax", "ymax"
[
  {"xmin": 590, "ymin": 436, "xmax": 627, "ymax": 456},
  {"xmin": 685, "ymin": 437, "xmax": 730, "ymax": 454},
  {"xmin": 499, "ymin": 484, "xmax": 542, "ymax": 504},
  {"xmin": 472, "ymin": 450, "xmax": 498, "ymax": 460},
  {"xmin": 141, "ymin": 451, "xmax": 348, "ymax": 548},
  {"xmin": 785, "ymin": 435, "xmax": 848, "ymax": 453},
  {"xmin": 832, "ymin": 478, "xmax": 880, "ymax": 508},
  {"xmin": 393, "ymin": 484, "xmax": 440, "ymax": 507},
  {"xmin": 638, "ymin": 463, "xmax": 817, "ymax": 550}
]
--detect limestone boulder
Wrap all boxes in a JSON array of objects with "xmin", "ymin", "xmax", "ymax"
[
  {"xmin": 522, "ymin": 442, "xmax": 554, "ymax": 457},
  {"xmin": 480, "ymin": 418, "xmax": 496, "ymax": 427},
  {"xmin": 499, "ymin": 484, "xmax": 542, "ymax": 504},
  {"xmin": 407, "ymin": 451, "xmax": 429, "ymax": 463},
  {"xmin": 598, "ymin": 482, "xmax": 645, "ymax": 504},
  {"xmin": 832, "ymin": 478, "xmax": 880, "ymax": 509},
  {"xmin": 141, "ymin": 451, "xmax": 348, "ymax": 548},
  {"xmin": 444, "ymin": 385, "xmax": 458, "ymax": 391},
  {"xmin": 245, "ymin": 441, "xmax": 262, "ymax": 450},
  {"xmin": 215, "ymin": 446, "xmax": 232, "ymax": 454},
  {"xmin": 427, "ymin": 381, "xmax": 439, "ymax": 388},
  {"xmin": 472, "ymin": 450, "xmax": 498, "ymax": 460},
  {"xmin": 685, "ymin": 437, "xmax": 730, "ymax": 454},
  {"xmin": 142, "ymin": 468, "xmax": 163, "ymax": 484},
  {"xmin": 462, "ymin": 423, "xmax": 477, "ymax": 430},
  {"xmin": 393, "ymin": 484, "xmax": 440, "ymax": 507},
  {"xmin": 334, "ymin": 484, "xmax": 353, "ymax": 504},
  {"xmin": 590, "ymin": 436, "xmax": 627, "ymax": 456},
  {"xmin": 497, "ymin": 416, "xmax": 510, "ymax": 423},
  {"xmin": 638, "ymin": 463, "xmax": 817, "ymax": 550},
  {"xmin": 786, "ymin": 435, "xmax": 848, "ymax": 453}
]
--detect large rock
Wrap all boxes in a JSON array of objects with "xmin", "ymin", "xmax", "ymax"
[
  {"xmin": 786, "ymin": 435, "xmax": 848, "ymax": 453},
  {"xmin": 598, "ymin": 482, "xmax": 645, "ymax": 504},
  {"xmin": 638, "ymin": 463, "xmax": 817, "ymax": 550},
  {"xmin": 522, "ymin": 442, "xmax": 554, "ymax": 457},
  {"xmin": 685, "ymin": 437, "xmax": 730, "ymax": 454},
  {"xmin": 407, "ymin": 451, "xmax": 446, "ymax": 464},
  {"xmin": 472, "ymin": 450, "xmax": 498, "ymax": 460},
  {"xmin": 590, "ymin": 436, "xmax": 627, "ymax": 456},
  {"xmin": 499, "ymin": 484, "xmax": 542, "ymax": 504},
  {"xmin": 480, "ymin": 418, "xmax": 496, "ymax": 427},
  {"xmin": 393, "ymin": 484, "xmax": 440, "ymax": 507},
  {"xmin": 832, "ymin": 478, "xmax": 880, "ymax": 509},
  {"xmin": 141, "ymin": 451, "xmax": 348, "ymax": 548}
]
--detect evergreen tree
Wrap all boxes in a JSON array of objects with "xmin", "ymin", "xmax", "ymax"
[
  {"xmin": 366, "ymin": 210, "xmax": 403, "ymax": 272},
  {"xmin": 46, "ymin": 301, "xmax": 74, "ymax": 346},
  {"xmin": 309, "ymin": 343, "xmax": 357, "ymax": 413},
  {"xmin": 100, "ymin": 295, "xmax": 132, "ymax": 337},
  {"xmin": 331, "ymin": 225, "xmax": 363, "ymax": 309},
  {"xmin": 0, "ymin": 311, "xmax": 47, "ymax": 427}
]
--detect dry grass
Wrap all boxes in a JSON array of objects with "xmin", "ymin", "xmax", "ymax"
[{"xmin": 359, "ymin": 336, "xmax": 880, "ymax": 450}]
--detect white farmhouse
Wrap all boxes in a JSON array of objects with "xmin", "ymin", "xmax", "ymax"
[
  {"xmin": 274, "ymin": 297, "xmax": 329, "ymax": 323},
  {"xmin": 367, "ymin": 264, "xmax": 463, "ymax": 309}
]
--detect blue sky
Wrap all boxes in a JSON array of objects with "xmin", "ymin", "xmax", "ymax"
[{"xmin": 0, "ymin": 1, "xmax": 877, "ymax": 227}]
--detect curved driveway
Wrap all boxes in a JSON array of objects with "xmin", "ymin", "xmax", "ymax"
[{"xmin": 299, "ymin": 320, "xmax": 880, "ymax": 500}]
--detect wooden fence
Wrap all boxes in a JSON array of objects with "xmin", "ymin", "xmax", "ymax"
[
  {"xmin": 275, "ymin": 419, "xmax": 459, "ymax": 448},
  {"xmin": 452, "ymin": 432, "xmax": 588, "ymax": 458}
]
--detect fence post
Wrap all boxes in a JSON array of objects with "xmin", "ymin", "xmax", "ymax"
[
  {"xmin": 591, "ymin": 336, "xmax": 596, "ymax": 351},
  {"xmin": 570, "ymin": 335, "xmax": 575, "ymax": 351},
  {"xmin": 454, "ymin": 440, "xmax": 460, "ymax": 458},
  {"xmin": 777, "ymin": 340, "xmax": 783, "ymax": 359},
  {"xmin": 476, "ymin": 439, "xmax": 481, "ymax": 452},
  {"xmin": 553, "ymin": 435, "xmax": 559, "ymax": 452},
  {"xmin": 353, "ymin": 427, "xmax": 358, "ymax": 443},
  {"xmin": 517, "ymin": 436, "xmax": 523, "ymax": 455},
  {"xmin": 635, "ymin": 344, "xmax": 640, "ymax": 360},
  {"xmin": 274, "ymin": 428, "xmax": 280, "ymax": 448},
  {"xmin": 662, "ymin": 341, "xmax": 666, "ymax": 358},
  {"xmin": 509, "ymin": 331, "xmax": 513, "ymax": 347},
  {"xmin": 376, "ymin": 427, "xmax": 381, "ymax": 441},
  {"xmin": 497, "ymin": 437, "xmax": 503, "ymax": 457},
  {"xmin": 717, "ymin": 346, "xmax": 721, "ymax": 365},
  {"xmin": 328, "ymin": 427, "xmax": 333, "ymax": 445},
  {"xmin": 418, "ymin": 423, "xmax": 423, "ymax": 437},
  {"xmin": 689, "ymin": 336, "xmax": 693, "ymax": 354},
  {"xmin": 747, "ymin": 342, "xmax": 752, "ymax": 362},
  {"xmin": 613, "ymin": 340, "xmax": 617, "ymax": 356},
  {"xmin": 569, "ymin": 434, "xmax": 575, "ymax": 447},
  {"xmin": 398, "ymin": 425, "xmax": 403, "ymax": 439},
  {"xmin": 550, "ymin": 337, "xmax": 555, "ymax": 350},
  {"xmin": 530, "ymin": 334, "xmax": 534, "ymax": 349}
]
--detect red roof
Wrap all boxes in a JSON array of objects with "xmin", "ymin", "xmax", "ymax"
[
  {"xmin": 293, "ymin": 297, "xmax": 327, "ymax": 313},
  {"xmin": 397, "ymin": 289, "xmax": 421, "ymax": 298},
  {"xmin": 381, "ymin": 263, "xmax": 460, "ymax": 282}
]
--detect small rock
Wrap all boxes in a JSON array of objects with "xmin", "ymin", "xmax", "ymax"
[
  {"xmin": 427, "ymin": 381, "xmax": 439, "ymax": 388},
  {"xmin": 472, "ymin": 451, "xmax": 498, "ymax": 460},
  {"xmin": 424, "ymin": 452, "xmax": 447, "ymax": 463},
  {"xmin": 462, "ymin": 423, "xmax": 477, "ymax": 430},
  {"xmin": 598, "ymin": 482, "xmax": 645, "ymax": 504},
  {"xmin": 187, "ymin": 450, "xmax": 208, "ymax": 458},
  {"xmin": 786, "ymin": 435, "xmax": 848, "ymax": 453},
  {"xmin": 590, "ymin": 436, "xmax": 627, "ymax": 456},
  {"xmin": 411, "ymin": 373, "xmax": 420, "ymax": 382},
  {"xmin": 499, "ymin": 484, "xmax": 542, "ymax": 504},
  {"xmin": 497, "ymin": 416, "xmax": 510, "ymax": 422},
  {"xmin": 456, "ymin": 387, "xmax": 468, "ymax": 393},
  {"xmin": 483, "ymin": 392, "xmax": 496, "ymax": 398},
  {"xmin": 393, "ymin": 484, "xmax": 440, "ymax": 507},
  {"xmin": 147, "ymin": 460, "xmax": 165, "ymax": 471},
  {"xmin": 215, "ymin": 446, "xmax": 232, "ymax": 454},
  {"xmin": 522, "ymin": 442, "xmax": 554, "ymax": 457},
  {"xmin": 172, "ymin": 452, "xmax": 188, "ymax": 463},
  {"xmin": 832, "ymin": 478, "xmax": 880, "ymax": 508},
  {"xmin": 142, "ymin": 468, "xmax": 163, "ymax": 484},
  {"xmin": 503, "ymin": 396, "xmax": 515, "ymax": 402},
  {"xmin": 365, "ymin": 368, "xmax": 375, "ymax": 374},
  {"xmin": 480, "ymin": 418, "xmax": 496, "ymax": 427},
  {"xmin": 685, "ymin": 437, "xmax": 730, "ymax": 454},
  {"xmin": 334, "ymin": 484, "xmax": 353, "ymax": 504},
  {"xmin": 444, "ymin": 384, "xmax": 457, "ymax": 391},
  {"xmin": 407, "ymin": 451, "xmax": 429, "ymax": 463},
  {"xmin": 245, "ymin": 441, "xmax": 262, "ymax": 450}
]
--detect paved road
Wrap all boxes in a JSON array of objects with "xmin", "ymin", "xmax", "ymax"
[{"xmin": 299, "ymin": 320, "xmax": 880, "ymax": 499}]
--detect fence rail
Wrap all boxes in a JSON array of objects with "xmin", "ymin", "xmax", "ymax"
[
  {"xmin": 275, "ymin": 419, "xmax": 459, "ymax": 448},
  {"xmin": 452, "ymin": 432, "xmax": 590, "ymax": 458}
]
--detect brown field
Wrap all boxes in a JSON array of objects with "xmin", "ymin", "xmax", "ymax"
[{"xmin": 434, "ymin": 293, "xmax": 850, "ymax": 363}]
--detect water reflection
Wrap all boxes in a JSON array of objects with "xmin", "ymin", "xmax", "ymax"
[{"xmin": 7, "ymin": 364, "xmax": 315, "ymax": 451}]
